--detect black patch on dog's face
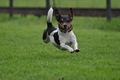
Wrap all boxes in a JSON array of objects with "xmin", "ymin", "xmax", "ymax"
[
  {"xmin": 59, "ymin": 16, "xmax": 72, "ymax": 23},
  {"xmin": 55, "ymin": 8, "xmax": 73, "ymax": 22}
]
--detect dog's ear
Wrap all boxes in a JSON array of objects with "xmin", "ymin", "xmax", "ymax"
[
  {"xmin": 55, "ymin": 9, "xmax": 61, "ymax": 21},
  {"xmin": 68, "ymin": 8, "xmax": 73, "ymax": 20}
]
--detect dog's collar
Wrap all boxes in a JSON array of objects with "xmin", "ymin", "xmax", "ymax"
[
  {"xmin": 59, "ymin": 26, "xmax": 73, "ymax": 33},
  {"xmin": 68, "ymin": 26, "xmax": 73, "ymax": 32}
]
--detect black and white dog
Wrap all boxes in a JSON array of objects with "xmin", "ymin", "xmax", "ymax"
[{"xmin": 42, "ymin": 7, "xmax": 80, "ymax": 53}]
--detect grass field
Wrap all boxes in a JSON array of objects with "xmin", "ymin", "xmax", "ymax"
[{"xmin": 0, "ymin": 14, "xmax": 120, "ymax": 80}]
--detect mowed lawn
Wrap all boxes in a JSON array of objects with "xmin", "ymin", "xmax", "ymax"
[{"xmin": 0, "ymin": 14, "xmax": 120, "ymax": 80}]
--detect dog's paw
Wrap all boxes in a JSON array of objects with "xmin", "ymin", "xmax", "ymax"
[
  {"xmin": 68, "ymin": 48, "xmax": 74, "ymax": 53},
  {"xmin": 75, "ymin": 49, "xmax": 80, "ymax": 52},
  {"xmin": 70, "ymin": 50, "xmax": 74, "ymax": 53}
]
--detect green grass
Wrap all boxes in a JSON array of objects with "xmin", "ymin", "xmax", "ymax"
[
  {"xmin": 0, "ymin": 14, "xmax": 120, "ymax": 80},
  {"xmin": 0, "ymin": 0, "xmax": 120, "ymax": 8}
]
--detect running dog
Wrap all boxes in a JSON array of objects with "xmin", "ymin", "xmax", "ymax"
[{"xmin": 42, "ymin": 7, "xmax": 80, "ymax": 53}]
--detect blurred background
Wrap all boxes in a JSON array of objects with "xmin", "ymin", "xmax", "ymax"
[
  {"xmin": 0, "ymin": 0, "xmax": 120, "ymax": 8},
  {"xmin": 0, "ymin": 0, "xmax": 120, "ymax": 20}
]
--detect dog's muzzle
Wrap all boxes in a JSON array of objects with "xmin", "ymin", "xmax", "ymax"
[{"xmin": 59, "ymin": 25, "xmax": 73, "ymax": 33}]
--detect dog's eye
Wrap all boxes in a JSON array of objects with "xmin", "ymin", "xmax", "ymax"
[
  {"xmin": 66, "ymin": 20, "xmax": 71, "ymax": 22},
  {"xmin": 66, "ymin": 18, "xmax": 71, "ymax": 22},
  {"xmin": 59, "ymin": 19, "xmax": 64, "ymax": 23}
]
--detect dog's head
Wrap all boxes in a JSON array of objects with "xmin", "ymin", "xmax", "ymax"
[{"xmin": 55, "ymin": 8, "xmax": 73, "ymax": 33}]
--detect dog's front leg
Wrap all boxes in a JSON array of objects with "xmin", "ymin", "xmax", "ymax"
[
  {"xmin": 60, "ymin": 44, "xmax": 74, "ymax": 53},
  {"xmin": 73, "ymin": 39, "xmax": 80, "ymax": 52}
]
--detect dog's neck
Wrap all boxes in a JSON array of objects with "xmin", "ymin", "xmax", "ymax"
[{"xmin": 58, "ymin": 28, "xmax": 72, "ymax": 34}]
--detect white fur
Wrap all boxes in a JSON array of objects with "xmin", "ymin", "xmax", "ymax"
[
  {"xmin": 47, "ymin": 7, "xmax": 53, "ymax": 22},
  {"xmin": 58, "ymin": 29, "xmax": 78, "ymax": 52}
]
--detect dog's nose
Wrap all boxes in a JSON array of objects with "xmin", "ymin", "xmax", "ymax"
[
  {"xmin": 63, "ymin": 23, "xmax": 67, "ymax": 27},
  {"xmin": 63, "ymin": 24, "xmax": 67, "ymax": 27}
]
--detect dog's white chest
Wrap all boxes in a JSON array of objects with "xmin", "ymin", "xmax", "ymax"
[{"xmin": 58, "ymin": 31, "xmax": 76, "ymax": 45}]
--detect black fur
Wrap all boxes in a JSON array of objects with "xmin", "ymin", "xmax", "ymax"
[
  {"xmin": 47, "ymin": 22, "xmax": 57, "ymax": 35},
  {"xmin": 53, "ymin": 32, "xmax": 60, "ymax": 45}
]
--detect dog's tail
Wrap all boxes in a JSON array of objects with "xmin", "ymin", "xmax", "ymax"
[{"xmin": 47, "ymin": 7, "xmax": 53, "ymax": 23}]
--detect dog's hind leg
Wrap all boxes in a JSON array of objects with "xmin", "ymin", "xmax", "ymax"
[{"xmin": 42, "ymin": 29, "xmax": 49, "ymax": 43}]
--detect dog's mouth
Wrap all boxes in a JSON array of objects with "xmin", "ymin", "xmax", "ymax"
[{"xmin": 59, "ymin": 26, "xmax": 73, "ymax": 33}]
